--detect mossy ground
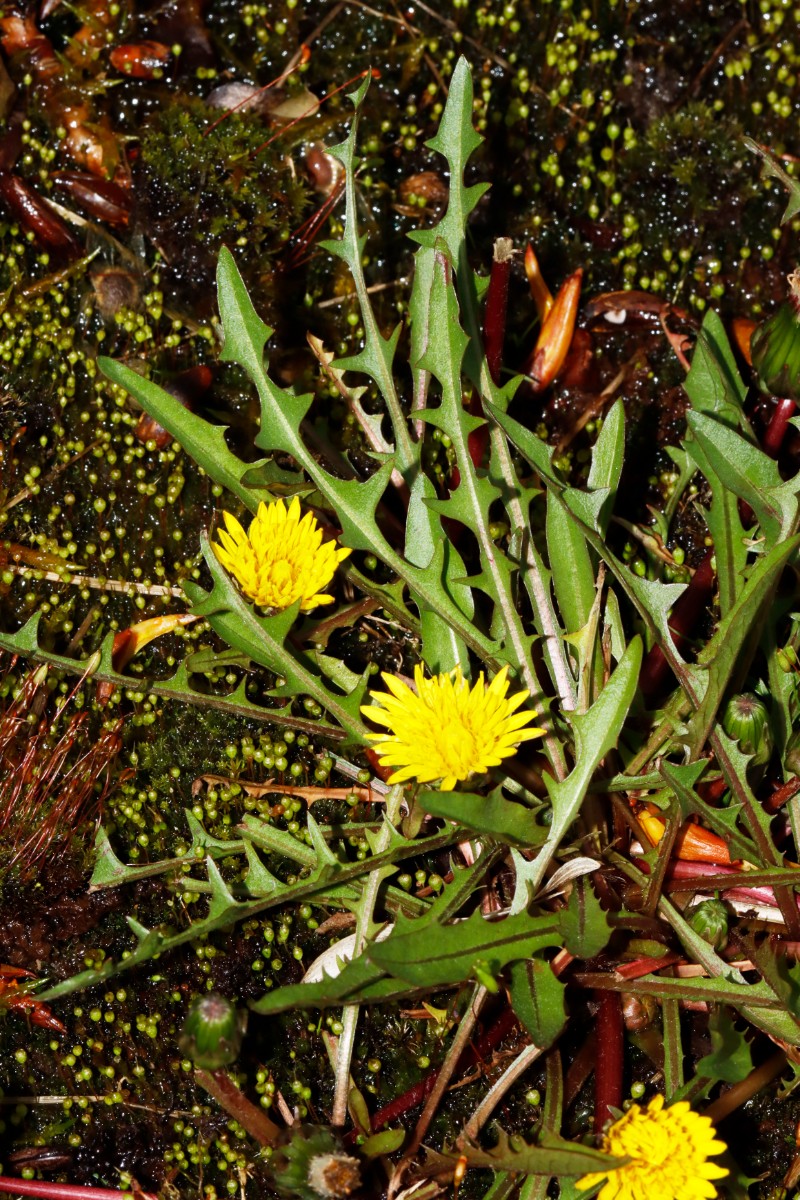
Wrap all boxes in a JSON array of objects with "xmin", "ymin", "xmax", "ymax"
[{"xmin": 0, "ymin": 0, "xmax": 799, "ymax": 1196}]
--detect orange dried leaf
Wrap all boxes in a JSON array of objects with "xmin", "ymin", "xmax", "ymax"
[
  {"xmin": 111, "ymin": 613, "xmax": 199, "ymax": 674},
  {"xmin": 639, "ymin": 810, "xmax": 731, "ymax": 865},
  {"xmin": 526, "ymin": 269, "xmax": 583, "ymax": 392},
  {"xmin": 524, "ymin": 242, "xmax": 554, "ymax": 323},
  {"xmin": 731, "ymin": 317, "xmax": 758, "ymax": 367}
]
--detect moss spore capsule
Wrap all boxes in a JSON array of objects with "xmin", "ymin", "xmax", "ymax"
[{"xmin": 178, "ymin": 993, "xmax": 246, "ymax": 1070}]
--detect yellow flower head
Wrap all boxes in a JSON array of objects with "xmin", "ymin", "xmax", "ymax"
[
  {"xmin": 212, "ymin": 498, "xmax": 350, "ymax": 613},
  {"xmin": 361, "ymin": 664, "xmax": 544, "ymax": 790},
  {"xmin": 577, "ymin": 1094, "xmax": 729, "ymax": 1200}
]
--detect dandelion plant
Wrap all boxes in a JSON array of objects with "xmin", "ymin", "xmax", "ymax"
[{"xmin": 0, "ymin": 46, "xmax": 792, "ymax": 1200}]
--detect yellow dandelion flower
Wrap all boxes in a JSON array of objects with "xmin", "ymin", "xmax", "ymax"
[
  {"xmin": 577, "ymin": 1094, "xmax": 729, "ymax": 1200},
  {"xmin": 212, "ymin": 497, "xmax": 351, "ymax": 613},
  {"xmin": 361, "ymin": 664, "xmax": 545, "ymax": 789}
]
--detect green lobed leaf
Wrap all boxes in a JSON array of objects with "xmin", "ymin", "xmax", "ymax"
[
  {"xmin": 185, "ymin": 534, "xmax": 371, "ymax": 744},
  {"xmin": 661, "ymin": 998, "xmax": 684, "ymax": 1099},
  {"xmin": 214, "ymin": 248, "xmax": 502, "ymax": 669},
  {"xmin": 685, "ymin": 309, "xmax": 747, "ymax": 418},
  {"xmin": 405, "ymin": 471, "xmax": 472, "ymax": 673},
  {"xmin": 588, "ymin": 974, "xmax": 785, "ymax": 1009},
  {"xmin": 420, "ymin": 786, "xmax": 547, "ymax": 847},
  {"xmin": 508, "ymin": 957, "xmax": 567, "ymax": 1049},
  {"xmin": 408, "ymin": 56, "xmax": 489, "ymax": 267},
  {"xmin": 415, "ymin": 246, "xmax": 539, "ymax": 689},
  {"xmin": 404, "ymin": 61, "xmax": 568, "ymax": 719},
  {"xmin": 513, "ymin": 636, "xmax": 642, "ymax": 905},
  {"xmin": 457, "ymin": 1129, "xmax": 620, "ymax": 1178},
  {"xmin": 659, "ymin": 759, "xmax": 759, "ymax": 863},
  {"xmin": 557, "ymin": 876, "xmax": 611, "ymax": 958},
  {"xmin": 250, "ymin": 955, "xmax": 409, "ymax": 1014},
  {"xmin": 368, "ymin": 905, "xmax": 562, "ymax": 988},
  {"xmin": 696, "ymin": 1007, "xmax": 755, "ymax": 1084},
  {"xmin": 744, "ymin": 136, "xmax": 800, "ymax": 224},
  {"xmin": 686, "ymin": 533, "xmax": 800, "ymax": 755},
  {"xmin": 485, "ymin": 400, "xmax": 693, "ymax": 681},
  {"xmin": 97, "ymin": 355, "xmax": 274, "ymax": 513},
  {"xmin": 687, "ymin": 410, "xmax": 799, "ymax": 545},
  {"xmin": 320, "ymin": 75, "xmax": 417, "ymax": 478},
  {"xmin": 681, "ymin": 323, "xmax": 750, "ymax": 614},
  {"xmin": 252, "ymin": 848, "xmax": 501, "ymax": 1011},
  {"xmin": 586, "ymin": 398, "xmax": 625, "ymax": 536},
  {"xmin": 546, "ymin": 495, "xmax": 595, "ymax": 639},
  {"xmin": 0, "ymin": 617, "xmax": 344, "ymax": 743}
]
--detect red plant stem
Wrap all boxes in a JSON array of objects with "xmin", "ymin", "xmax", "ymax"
[
  {"xmin": 369, "ymin": 1003, "xmax": 519, "ymax": 1131},
  {"xmin": 639, "ymin": 549, "xmax": 716, "ymax": 703},
  {"xmin": 666, "ymin": 859, "xmax": 800, "ymax": 911},
  {"xmin": 699, "ymin": 776, "xmax": 728, "ymax": 805},
  {"xmin": 464, "ymin": 238, "xmax": 516, "ymax": 473},
  {"xmin": 763, "ymin": 775, "xmax": 800, "ymax": 814},
  {"xmin": 593, "ymin": 989, "xmax": 623, "ymax": 1135},
  {"xmin": 763, "ymin": 397, "xmax": 797, "ymax": 459},
  {"xmin": 0, "ymin": 1178, "xmax": 157, "ymax": 1200},
  {"xmin": 615, "ymin": 953, "xmax": 682, "ymax": 980},
  {"xmin": 484, "ymin": 238, "xmax": 514, "ymax": 386}
]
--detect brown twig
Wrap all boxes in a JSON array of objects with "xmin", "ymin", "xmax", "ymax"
[
  {"xmin": 194, "ymin": 774, "xmax": 374, "ymax": 805},
  {"xmin": 388, "ymin": 985, "xmax": 489, "ymax": 1198},
  {"xmin": 194, "ymin": 1069, "xmax": 282, "ymax": 1147},
  {"xmin": 369, "ymin": 1002, "xmax": 519, "ymax": 1131},
  {"xmin": 703, "ymin": 1050, "xmax": 787, "ymax": 1124}
]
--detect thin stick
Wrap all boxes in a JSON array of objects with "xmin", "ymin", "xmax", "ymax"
[
  {"xmin": 194, "ymin": 1069, "xmax": 281, "ymax": 1147},
  {"xmin": 331, "ymin": 784, "xmax": 405, "ymax": 1125},
  {"xmin": 315, "ymin": 278, "xmax": 408, "ymax": 309},
  {"xmin": 0, "ymin": 1094, "xmax": 196, "ymax": 1116},
  {"xmin": 4, "ymin": 564, "xmax": 184, "ymax": 597},
  {"xmin": 460, "ymin": 1042, "xmax": 545, "ymax": 1144},
  {"xmin": 703, "ymin": 1050, "xmax": 787, "ymax": 1124},
  {"xmin": 4, "ymin": 441, "xmax": 99, "ymax": 511},
  {"xmin": 195, "ymin": 774, "xmax": 374, "ymax": 804},
  {"xmin": 388, "ymin": 985, "xmax": 488, "ymax": 1198},
  {"xmin": 0, "ymin": 1178, "xmax": 157, "ymax": 1200}
]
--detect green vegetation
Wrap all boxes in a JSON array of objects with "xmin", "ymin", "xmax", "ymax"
[{"xmin": 3, "ymin": 2, "xmax": 800, "ymax": 1199}]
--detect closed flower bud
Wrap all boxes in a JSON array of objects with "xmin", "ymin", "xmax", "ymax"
[
  {"xmin": 751, "ymin": 270, "xmax": 800, "ymax": 400},
  {"xmin": 271, "ymin": 1125, "xmax": 362, "ymax": 1200},
  {"xmin": 721, "ymin": 693, "xmax": 773, "ymax": 774},
  {"xmin": 178, "ymin": 993, "xmax": 246, "ymax": 1070},
  {"xmin": 687, "ymin": 898, "xmax": 729, "ymax": 951}
]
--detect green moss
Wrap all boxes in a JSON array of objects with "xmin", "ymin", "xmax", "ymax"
[{"xmin": 138, "ymin": 99, "xmax": 310, "ymax": 287}]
